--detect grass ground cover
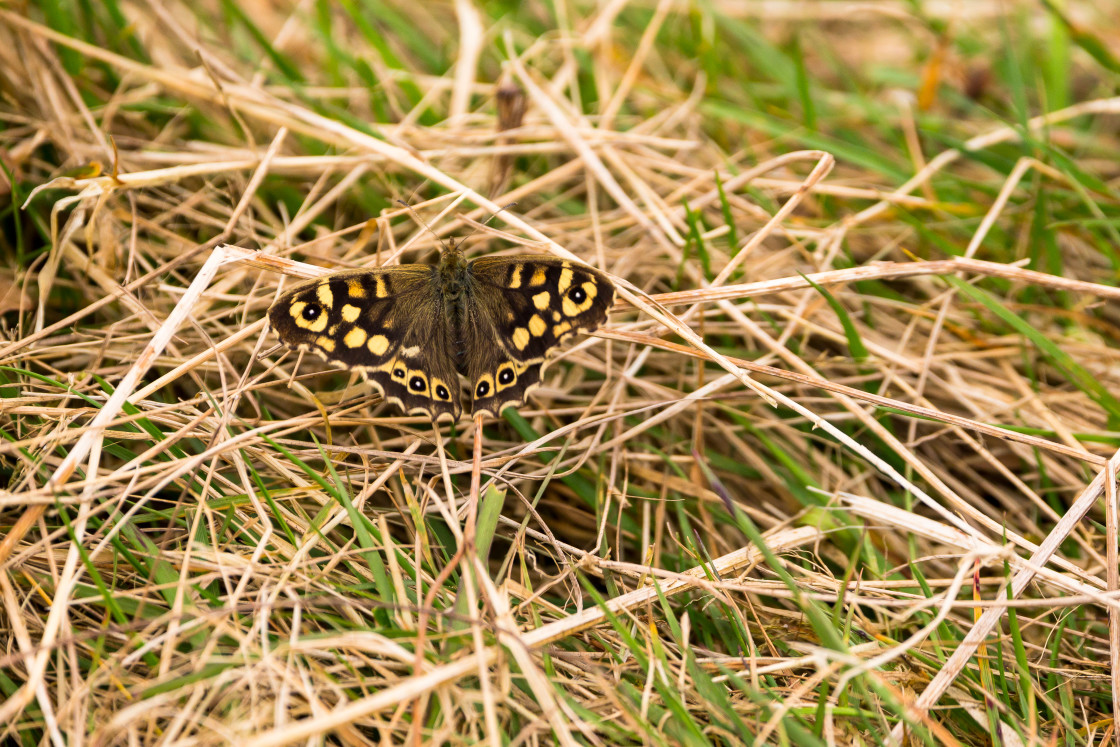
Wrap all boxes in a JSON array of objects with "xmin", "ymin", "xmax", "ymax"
[{"xmin": 2, "ymin": 1, "xmax": 1119, "ymax": 744}]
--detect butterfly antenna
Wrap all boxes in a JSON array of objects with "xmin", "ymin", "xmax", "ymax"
[
  {"xmin": 397, "ymin": 199, "xmax": 453, "ymax": 253},
  {"xmin": 453, "ymin": 200, "xmax": 521, "ymax": 250},
  {"xmin": 483, "ymin": 201, "xmax": 518, "ymax": 225},
  {"xmin": 397, "ymin": 199, "xmax": 519, "ymax": 253}
]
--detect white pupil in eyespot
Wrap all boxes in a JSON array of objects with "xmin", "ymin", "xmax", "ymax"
[
  {"xmin": 302, "ymin": 306, "xmax": 320, "ymax": 319},
  {"xmin": 410, "ymin": 377, "xmax": 424, "ymax": 391},
  {"xmin": 500, "ymin": 370, "xmax": 513, "ymax": 383},
  {"xmin": 570, "ymin": 288, "xmax": 585, "ymax": 302},
  {"xmin": 477, "ymin": 381, "xmax": 489, "ymax": 396}
]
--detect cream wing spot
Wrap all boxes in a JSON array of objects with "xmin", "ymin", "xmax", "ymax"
[
  {"xmin": 316, "ymin": 283, "xmax": 334, "ymax": 308},
  {"xmin": 528, "ymin": 314, "xmax": 546, "ymax": 337},
  {"xmin": 512, "ymin": 327, "xmax": 530, "ymax": 351},
  {"xmin": 347, "ymin": 279, "xmax": 366, "ymax": 298},
  {"xmin": 316, "ymin": 336, "xmax": 336, "ymax": 352},
  {"xmin": 532, "ymin": 291, "xmax": 550, "ymax": 310},
  {"xmin": 343, "ymin": 327, "xmax": 367, "ymax": 349},
  {"xmin": 401, "ymin": 345, "xmax": 421, "ymax": 358},
  {"xmin": 529, "ymin": 267, "xmax": 548, "ymax": 286},
  {"xmin": 341, "ymin": 304, "xmax": 361, "ymax": 322},
  {"xmin": 553, "ymin": 321, "xmax": 572, "ymax": 337},
  {"xmin": 368, "ymin": 334, "xmax": 390, "ymax": 356},
  {"xmin": 509, "ymin": 265, "xmax": 523, "ymax": 289},
  {"xmin": 557, "ymin": 267, "xmax": 574, "ymax": 292},
  {"xmin": 375, "ymin": 276, "xmax": 388, "ymax": 298}
]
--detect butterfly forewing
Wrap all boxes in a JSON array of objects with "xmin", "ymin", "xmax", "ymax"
[
  {"xmin": 267, "ymin": 267, "xmax": 463, "ymax": 421},
  {"xmin": 463, "ymin": 256, "xmax": 615, "ymax": 417}
]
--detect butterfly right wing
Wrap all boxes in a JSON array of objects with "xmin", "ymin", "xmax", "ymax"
[
  {"xmin": 267, "ymin": 267, "xmax": 463, "ymax": 422},
  {"xmin": 461, "ymin": 256, "xmax": 615, "ymax": 418}
]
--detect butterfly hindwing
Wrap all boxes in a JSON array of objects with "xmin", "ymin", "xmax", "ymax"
[
  {"xmin": 267, "ymin": 268, "xmax": 463, "ymax": 422},
  {"xmin": 463, "ymin": 256, "xmax": 614, "ymax": 417},
  {"xmin": 458, "ymin": 312, "xmax": 545, "ymax": 419}
]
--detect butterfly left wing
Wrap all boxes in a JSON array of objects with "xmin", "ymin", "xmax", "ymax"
[
  {"xmin": 462, "ymin": 255, "xmax": 615, "ymax": 418},
  {"xmin": 267, "ymin": 268, "xmax": 463, "ymax": 422}
]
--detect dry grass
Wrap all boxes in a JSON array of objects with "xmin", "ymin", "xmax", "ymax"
[{"xmin": 2, "ymin": 1, "xmax": 1120, "ymax": 744}]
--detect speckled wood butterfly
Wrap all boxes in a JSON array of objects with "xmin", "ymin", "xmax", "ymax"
[{"xmin": 267, "ymin": 242, "xmax": 615, "ymax": 422}]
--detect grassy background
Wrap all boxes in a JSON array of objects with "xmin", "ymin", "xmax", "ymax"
[{"xmin": 2, "ymin": 1, "xmax": 1120, "ymax": 744}]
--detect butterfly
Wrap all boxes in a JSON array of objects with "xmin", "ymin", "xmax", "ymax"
[{"xmin": 267, "ymin": 242, "xmax": 615, "ymax": 422}]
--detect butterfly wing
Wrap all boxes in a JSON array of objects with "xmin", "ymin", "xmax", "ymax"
[
  {"xmin": 268, "ymin": 268, "xmax": 463, "ymax": 422},
  {"xmin": 462, "ymin": 256, "xmax": 615, "ymax": 418}
]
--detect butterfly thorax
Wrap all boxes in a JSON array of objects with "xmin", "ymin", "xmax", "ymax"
[{"xmin": 436, "ymin": 240, "xmax": 471, "ymax": 300}]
